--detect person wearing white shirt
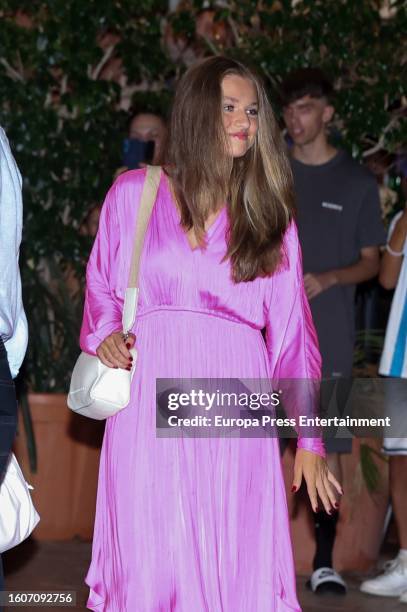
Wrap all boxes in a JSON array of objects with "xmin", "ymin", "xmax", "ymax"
[
  {"xmin": 0, "ymin": 125, "xmax": 28, "ymax": 595},
  {"xmin": 360, "ymin": 197, "xmax": 407, "ymax": 604}
]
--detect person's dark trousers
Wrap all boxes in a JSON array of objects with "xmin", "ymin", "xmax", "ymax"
[{"xmin": 0, "ymin": 337, "xmax": 18, "ymax": 604}]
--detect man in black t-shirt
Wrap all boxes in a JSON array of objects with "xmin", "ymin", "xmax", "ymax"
[{"xmin": 281, "ymin": 68, "xmax": 385, "ymax": 594}]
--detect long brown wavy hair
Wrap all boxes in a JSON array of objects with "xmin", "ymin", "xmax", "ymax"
[{"xmin": 164, "ymin": 55, "xmax": 295, "ymax": 283}]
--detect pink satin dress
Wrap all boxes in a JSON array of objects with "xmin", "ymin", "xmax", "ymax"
[{"xmin": 80, "ymin": 168, "xmax": 323, "ymax": 611}]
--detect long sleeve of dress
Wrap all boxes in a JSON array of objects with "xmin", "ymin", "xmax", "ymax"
[
  {"xmin": 79, "ymin": 181, "xmax": 123, "ymax": 355},
  {"xmin": 265, "ymin": 220, "xmax": 326, "ymax": 457}
]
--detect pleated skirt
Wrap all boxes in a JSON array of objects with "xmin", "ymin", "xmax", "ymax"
[{"xmin": 86, "ymin": 308, "xmax": 301, "ymax": 611}]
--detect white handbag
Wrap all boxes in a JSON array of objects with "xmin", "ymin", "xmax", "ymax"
[
  {"xmin": 0, "ymin": 453, "xmax": 40, "ymax": 554},
  {"xmin": 67, "ymin": 165, "xmax": 161, "ymax": 420}
]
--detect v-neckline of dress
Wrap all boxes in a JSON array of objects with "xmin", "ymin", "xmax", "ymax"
[{"xmin": 163, "ymin": 172, "xmax": 227, "ymax": 254}]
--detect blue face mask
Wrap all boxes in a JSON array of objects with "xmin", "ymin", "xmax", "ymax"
[{"xmin": 122, "ymin": 138, "xmax": 155, "ymax": 169}]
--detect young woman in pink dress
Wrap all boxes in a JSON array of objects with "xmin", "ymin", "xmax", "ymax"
[{"xmin": 80, "ymin": 56, "xmax": 342, "ymax": 611}]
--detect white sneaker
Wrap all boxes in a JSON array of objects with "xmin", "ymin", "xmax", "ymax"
[
  {"xmin": 360, "ymin": 555, "xmax": 407, "ymax": 597},
  {"xmin": 400, "ymin": 589, "xmax": 407, "ymax": 603}
]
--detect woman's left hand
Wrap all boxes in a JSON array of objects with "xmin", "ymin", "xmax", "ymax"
[{"xmin": 292, "ymin": 448, "xmax": 343, "ymax": 514}]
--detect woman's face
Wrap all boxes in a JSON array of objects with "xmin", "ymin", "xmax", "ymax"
[{"xmin": 221, "ymin": 74, "xmax": 259, "ymax": 158}]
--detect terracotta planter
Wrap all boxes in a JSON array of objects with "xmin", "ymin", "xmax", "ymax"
[
  {"xmin": 14, "ymin": 393, "xmax": 104, "ymax": 540},
  {"xmin": 282, "ymin": 438, "xmax": 389, "ymax": 573},
  {"xmin": 334, "ymin": 438, "xmax": 390, "ymax": 571}
]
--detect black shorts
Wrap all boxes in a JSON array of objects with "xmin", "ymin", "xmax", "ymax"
[{"xmin": 321, "ymin": 375, "xmax": 353, "ymax": 454}]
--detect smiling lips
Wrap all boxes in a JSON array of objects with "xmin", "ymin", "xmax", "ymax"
[{"xmin": 230, "ymin": 132, "xmax": 249, "ymax": 140}]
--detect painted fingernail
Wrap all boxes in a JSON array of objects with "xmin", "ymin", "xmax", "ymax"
[
  {"xmin": 291, "ymin": 485, "xmax": 297, "ymax": 493},
  {"xmin": 126, "ymin": 343, "xmax": 131, "ymax": 349},
  {"xmin": 114, "ymin": 366, "xmax": 118, "ymax": 369},
  {"xmin": 334, "ymin": 502, "xmax": 339, "ymax": 508},
  {"xmin": 129, "ymin": 356, "xmax": 133, "ymax": 361}
]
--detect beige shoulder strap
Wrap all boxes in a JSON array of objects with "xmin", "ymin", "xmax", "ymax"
[
  {"xmin": 122, "ymin": 165, "xmax": 161, "ymax": 333},
  {"xmin": 128, "ymin": 165, "xmax": 162, "ymax": 288}
]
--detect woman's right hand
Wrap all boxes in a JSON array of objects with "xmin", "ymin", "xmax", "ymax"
[{"xmin": 96, "ymin": 332, "xmax": 136, "ymax": 369}]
